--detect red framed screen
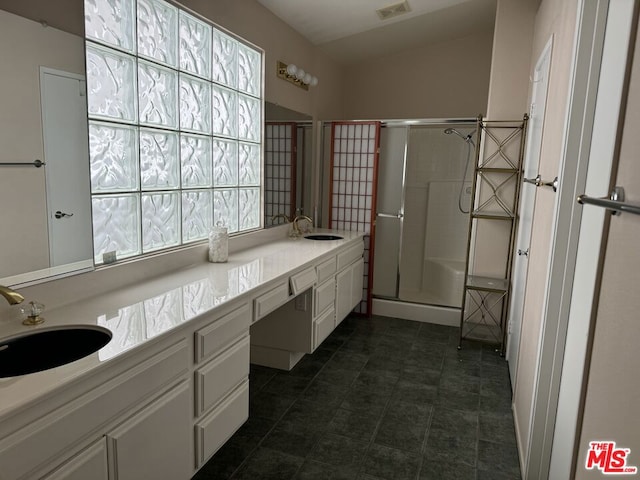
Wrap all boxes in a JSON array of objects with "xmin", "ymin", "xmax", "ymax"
[{"xmin": 329, "ymin": 121, "xmax": 381, "ymax": 315}]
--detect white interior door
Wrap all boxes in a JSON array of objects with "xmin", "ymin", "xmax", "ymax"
[
  {"xmin": 40, "ymin": 68, "xmax": 93, "ymax": 267},
  {"xmin": 548, "ymin": 1, "xmax": 638, "ymax": 477},
  {"xmin": 574, "ymin": 31, "xmax": 640, "ymax": 475},
  {"xmin": 506, "ymin": 37, "xmax": 553, "ymax": 387}
]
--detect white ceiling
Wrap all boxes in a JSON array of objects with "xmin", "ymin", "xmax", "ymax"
[
  {"xmin": 257, "ymin": 0, "xmax": 497, "ymax": 64},
  {"xmin": 0, "ymin": 0, "xmax": 497, "ymax": 66}
]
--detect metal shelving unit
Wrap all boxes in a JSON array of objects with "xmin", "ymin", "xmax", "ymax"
[{"xmin": 459, "ymin": 114, "xmax": 528, "ymax": 353}]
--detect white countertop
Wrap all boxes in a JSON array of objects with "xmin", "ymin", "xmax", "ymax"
[{"xmin": 0, "ymin": 229, "xmax": 364, "ymax": 420}]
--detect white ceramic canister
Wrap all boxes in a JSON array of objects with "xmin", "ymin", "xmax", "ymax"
[{"xmin": 208, "ymin": 225, "xmax": 228, "ymax": 263}]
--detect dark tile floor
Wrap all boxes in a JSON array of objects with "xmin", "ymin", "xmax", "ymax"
[{"xmin": 193, "ymin": 315, "xmax": 521, "ymax": 480}]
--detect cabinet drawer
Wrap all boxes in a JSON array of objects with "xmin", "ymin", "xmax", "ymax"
[
  {"xmin": 194, "ymin": 304, "xmax": 250, "ymax": 364},
  {"xmin": 290, "ymin": 266, "xmax": 316, "ymax": 295},
  {"xmin": 195, "ymin": 336, "xmax": 250, "ymax": 417},
  {"xmin": 337, "ymin": 242, "xmax": 364, "ymax": 270},
  {"xmin": 314, "ymin": 307, "xmax": 335, "ymax": 350},
  {"xmin": 314, "ymin": 278, "xmax": 336, "ymax": 316},
  {"xmin": 195, "ymin": 381, "xmax": 249, "ymax": 467},
  {"xmin": 254, "ymin": 281, "xmax": 289, "ymax": 321},
  {"xmin": 316, "ymin": 257, "xmax": 337, "ymax": 284}
]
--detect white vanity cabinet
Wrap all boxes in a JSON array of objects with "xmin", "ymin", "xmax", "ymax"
[
  {"xmin": 313, "ymin": 256, "xmax": 337, "ymax": 348},
  {"xmin": 40, "ymin": 439, "xmax": 109, "ymax": 480},
  {"xmin": 193, "ymin": 304, "xmax": 251, "ymax": 468},
  {"xmin": 43, "ymin": 381, "xmax": 192, "ymax": 480},
  {"xmin": 0, "ymin": 336, "xmax": 191, "ymax": 480},
  {"xmin": 250, "ymin": 237, "xmax": 364, "ymax": 369},
  {"xmin": 0, "ymin": 230, "xmax": 365, "ymax": 480},
  {"xmin": 106, "ymin": 381, "xmax": 192, "ymax": 480},
  {"xmin": 335, "ymin": 243, "xmax": 365, "ymax": 324},
  {"xmin": 253, "ymin": 281, "xmax": 290, "ymax": 322}
]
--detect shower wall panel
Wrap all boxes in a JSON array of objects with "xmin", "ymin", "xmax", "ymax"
[
  {"xmin": 424, "ymin": 181, "xmax": 470, "ymax": 262},
  {"xmin": 394, "ymin": 124, "xmax": 474, "ymax": 307}
]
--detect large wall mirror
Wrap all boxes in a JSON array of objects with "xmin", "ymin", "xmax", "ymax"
[
  {"xmin": 0, "ymin": 1, "xmax": 315, "ymax": 288},
  {"xmin": 264, "ymin": 102, "xmax": 312, "ymax": 227},
  {"xmin": 0, "ymin": 1, "xmax": 94, "ymax": 287}
]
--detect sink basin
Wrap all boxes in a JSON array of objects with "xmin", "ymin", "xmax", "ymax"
[
  {"xmin": 304, "ymin": 234, "xmax": 343, "ymax": 241},
  {"xmin": 0, "ymin": 325, "xmax": 112, "ymax": 378}
]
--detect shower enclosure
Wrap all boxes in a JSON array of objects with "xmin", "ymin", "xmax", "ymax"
[{"xmin": 372, "ymin": 120, "xmax": 477, "ymax": 320}]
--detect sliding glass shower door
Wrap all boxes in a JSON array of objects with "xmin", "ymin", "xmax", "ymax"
[
  {"xmin": 372, "ymin": 121, "xmax": 476, "ymax": 309},
  {"xmin": 371, "ymin": 127, "xmax": 406, "ymax": 298}
]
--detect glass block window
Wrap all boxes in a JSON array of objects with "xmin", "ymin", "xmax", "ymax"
[{"xmin": 85, "ymin": 0, "xmax": 263, "ymax": 264}]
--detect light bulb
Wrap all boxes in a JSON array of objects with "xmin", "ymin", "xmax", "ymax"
[
  {"xmin": 286, "ymin": 64, "xmax": 297, "ymax": 76},
  {"xmin": 303, "ymin": 73, "xmax": 312, "ymax": 85},
  {"xmin": 295, "ymin": 68, "xmax": 305, "ymax": 80},
  {"xmin": 310, "ymin": 76, "xmax": 318, "ymax": 87}
]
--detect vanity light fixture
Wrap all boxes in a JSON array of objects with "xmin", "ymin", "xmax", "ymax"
[{"xmin": 277, "ymin": 61, "xmax": 318, "ymax": 90}]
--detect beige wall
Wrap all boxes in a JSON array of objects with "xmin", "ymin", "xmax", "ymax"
[
  {"xmin": 341, "ymin": 31, "xmax": 494, "ymax": 119},
  {"xmin": 575, "ymin": 18, "xmax": 640, "ymax": 478},
  {"xmin": 486, "ymin": 0, "xmax": 538, "ymax": 118},
  {"xmin": 180, "ymin": 0, "xmax": 345, "ymax": 120},
  {"xmin": 473, "ymin": 0, "xmax": 537, "ymax": 277},
  {"xmin": 512, "ymin": 0, "xmax": 580, "ymax": 468},
  {"xmin": 0, "ymin": 10, "xmax": 85, "ymax": 278}
]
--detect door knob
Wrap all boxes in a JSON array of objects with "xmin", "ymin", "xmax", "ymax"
[
  {"xmin": 54, "ymin": 211, "xmax": 74, "ymax": 219},
  {"xmin": 517, "ymin": 248, "xmax": 529, "ymax": 257}
]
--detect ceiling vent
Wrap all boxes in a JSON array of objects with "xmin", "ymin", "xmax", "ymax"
[{"xmin": 376, "ymin": 1, "xmax": 411, "ymax": 21}]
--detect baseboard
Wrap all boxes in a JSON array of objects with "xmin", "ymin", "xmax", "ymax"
[
  {"xmin": 372, "ymin": 298, "xmax": 460, "ymax": 327},
  {"xmin": 512, "ymin": 402, "xmax": 527, "ymax": 478}
]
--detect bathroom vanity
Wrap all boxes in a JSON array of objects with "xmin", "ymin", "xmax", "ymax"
[{"xmin": 0, "ymin": 230, "xmax": 364, "ymax": 480}]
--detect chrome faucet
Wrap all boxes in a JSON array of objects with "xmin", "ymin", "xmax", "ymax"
[
  {"xmin": 292, "ymin": 215, "xmax": 314, "ymax": 237},
  {"xmin": 0, "ymin": 285, "xmax": 24, "ymax": 305}
]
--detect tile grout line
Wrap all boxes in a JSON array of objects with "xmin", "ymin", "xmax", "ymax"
[
  {"xmin": 350, "ymin": 349, "xmax": 400, "ymax": 479},
  {"xmin": 214, "ymin": 317, "xmax": 517, "ymax": 480},
  {"xmin": 412, "ymin": 321, "xmax": 451, "ymax": 480}
]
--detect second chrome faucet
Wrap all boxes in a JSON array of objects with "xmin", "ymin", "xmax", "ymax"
[
  {"xmin": 270, "ymin": 213, "xmax": 314, "ymax": 238},
  {"xmin": 292, "ymin": 215, "xmax": 313, "ymax": 237}
]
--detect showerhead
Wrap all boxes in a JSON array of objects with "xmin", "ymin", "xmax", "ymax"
[{"xmin": 444, "ymin": 128, "xmax": 474, "ymax": 144}]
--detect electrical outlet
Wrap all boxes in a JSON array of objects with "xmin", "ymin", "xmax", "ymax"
[
  {"xmin": 295, "ymin": 294, "xmax": 307, "ymax": 312},
  {"xmin": 102, "ymin": 251, "xmax": 117, "ymax": 264}
]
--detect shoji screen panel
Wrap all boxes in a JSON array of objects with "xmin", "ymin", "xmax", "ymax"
[
  {"xmin": 264, "ymin": 122, "xmax": 296, "ymax": 224},
  {"xmin": 329, "ymin": 121, "xmax": 381, "ymax": 315}
]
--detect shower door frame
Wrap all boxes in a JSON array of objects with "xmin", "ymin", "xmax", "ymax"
[
  {"xmin": 371, "ymin": 118, "xmax": 478, "ymax": 307},
  {"xmin": 373, "ymin": 124, "xmax": 408, "ymax": 300}
]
